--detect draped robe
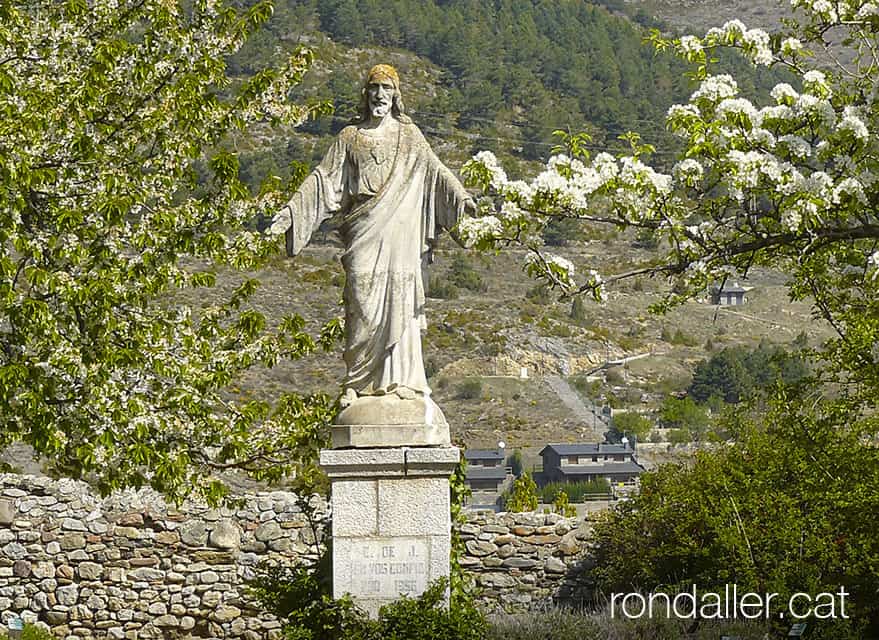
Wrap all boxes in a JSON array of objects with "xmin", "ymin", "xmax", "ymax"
[{"xmin": 271, "ymin": 119, "xmax": 471, "ymax": 396}]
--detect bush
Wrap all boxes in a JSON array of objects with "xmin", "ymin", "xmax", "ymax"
[
  {"xmin": 552, "ymin": 489, "xmax": 577, "ymax": 516},
  {"xmin": 570, "ymin": 295, "xmax": 588, "ymax": 323},
  {"xmin": 688, "ymin": 342, "xmax": 810, "ymax": 405},
  {"xmin": 591, "ymin": 391, "xmax": 879, "ymax": 639},
  {"xmin": 538, "ymin": 479, "xmax": 610, "ymax": 503},
  {"xmin": 428, "ymin": 276, "xmax": 459, "ymax": 300},
  {"xmin": 605, "ymin": 367, "xmax": 625, "ymax": 385},
  {"xmin": 608, "ymin": 411, "xmax": 652, "ymax": 443},
  {"xmin": 542, "ymin": 217, "xmax": 580, "ymax": 246},
  {"xmin": 456, "ymin": 378, "xmax": 483, "ymax": 400},
  {"xmin": 487, "ymin": 607, "xmax": 769, "ymax": 640},
  {"xmin": 447, "ymin": 255, "xmax": 486, "ymax": 293},
  {"xmin": 247, "ymin": 564, "xmax": 486, "ymax": 640},
  {"xmin": 504, "ymin": 472, "xmax": 538, "ymax": 511},
  {"xmin": 525, "ymin": 283, "xmax": 551, "ymax": 303},
  {"xmin": 0, "ymin": 625, "xmax": 56, "ymax": 640},
  {"xmin": 658, "ymin": 396, "xmax": 709, "ymax": 438},
  {"xmin": 507, "ymin": 450, "xmax": 524, "ymax": 477}
]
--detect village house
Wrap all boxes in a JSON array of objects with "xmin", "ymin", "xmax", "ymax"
[
  {"xmin": 710, "ymin": 282, "xmax": 747, "ymax": 306},
  {"xmin": 463, "ymin": 448, "xmax": 510, "ymax": 493},
  {"xmin": 538, "ymin": 443, "xmax": 644, "ymax": 485}
]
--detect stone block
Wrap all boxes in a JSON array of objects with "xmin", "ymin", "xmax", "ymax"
[
  {"xmin": 405, "ymin": 447, "xmax": 459, "ymax": 474},
  {"xmin": 180, "ymin": 522, "xmax": 208, "ymax": 547},
  {"xmin": 0, "ymin": 499, "xmax": 15, "ymax": 525},
  {"xmin": 331, "ymin": 480, "xmax": 377, "ymax": 537},
  {"xmin": 331, "ymin": 396, "xmax": 450, "ymax": 447},
  {"xmin": 320, "ymin": 448, "xmax": 406, "ymax": 479},
  {"xmin": 377, "ymin": 477, "xmax": 449, "ymax": 537},
  {"xmin": 208, "ymin": 521, "xmax": 240, "ymax": 550}
]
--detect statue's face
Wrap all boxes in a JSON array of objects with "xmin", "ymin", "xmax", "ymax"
[{"xmin": 367, "ymin": 80, "xmax": 395, "ymax": 119}]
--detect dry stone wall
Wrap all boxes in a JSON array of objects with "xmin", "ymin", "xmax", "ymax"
[
  {"xmin": 458, "ymin": 510, "xmax": 595, "ymax": 612},
  {"xmin": 0, "ymin": 474, "xmax": 328, "ymax": 639},
  {"xmin": 0, "ymin": 475, "xmax": 595, "ymax": 638}
]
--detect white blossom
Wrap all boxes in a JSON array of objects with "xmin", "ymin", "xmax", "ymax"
[
  {"xmin": 781, "ymin": 208, "xmax": 803, "ymax": 232},
  {"xmin": 534, "ymin": 168, "xmax": 567, "ymax": 193},
  {"xmin": 778, "ymin": 135, "xmax": 812, "ymax": 159},
  {"xmin": 691, "ymin": 74, "xmax": 739, "ymax": 103},
  {"xmin": 456, "ymin": 215, "xmax": 503, "ymax": 248},
  {"xmin": 795, "ymin": 94, "xmax": 836, "ymax": 126},
  {"xmin": 742, "ymin": 28, "xmax": 773, "ymax": 65},
  {"xmin": 499, "ymin": 201, "xmax": 527, "ymax": 222},
  {"xmin": 715, "ymin": 98, "xmax": 761, "ymax": 126},
  {"xmin": 502, "ymin": 180, "xmax": 536, "ymax": 203},
  {"xmin": 837, "ymin": 106, "xmax": 870, "ymax": 141},
  {"xmin": 472, "ymin": 150, "xmax": 509, "ymax": 189},
  {"xmin": 679, "ymin": 35, "xmax": 704, "ymax": 54},
  {"xmin": 868, "ymin": 252, "xmax": 879, "ymax": 281},
  {"xmin": 802, "ymin": 70, "xmax": 832, "ymax": 97},
  {"xmin": 831, "ymin": 177, "xmax": 867, "ymax": 204},
  {"xmin": 673, "ymin": 159, "xmax": 705, "ymax": 184},
  {"xmin": 781, "ymin": 37, "xmax": 804, "ymax": 55},
  {"xmin": 771, "ymin": 83, "xmax": 799, "ymax": 105},
  {"xmin": 857, "ymin": 2, "xmax": 879, "ymax": 17},
  {"xmin": 546, "ymin": 254, "xmax": 575, "ymax": 277},
  {"xmin": 759, "ymin": 104, "xmax": 796, "ymax": 123}
]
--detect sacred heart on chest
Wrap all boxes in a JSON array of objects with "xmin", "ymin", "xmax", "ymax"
[{"xmin": 370, "ymin": 145, "xmax": 388, "ymax": 165}]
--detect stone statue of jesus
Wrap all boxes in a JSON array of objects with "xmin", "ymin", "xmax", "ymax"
[{"xmin": 270, "ymin": 64, "xmax": 475, "ymax": 431}]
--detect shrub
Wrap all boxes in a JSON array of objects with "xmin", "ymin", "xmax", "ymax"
[
  {"xmin": 552, "ymin": 489, "xmax": 577, "ymax": 517},
  {"xmin": 504, "ymin": 472, "xmax": 538, "ymax": 511},
  {"xmin": 487, "ymin": 607, "xmax": 770, "ymax": 640},
  {"xmin": 605, "ymin": 367, "xmax": 625, "ymax": 385},
  {"xmin": 377, "ymin": 578, "xmax": 485, "ymax": 640},
  {"xmin": 570, "ymin": 295, "xmax": 588, "ymax": 323},
  {"xmin": 608, "ymin": 411, "xmax": 652, "ymax": 442},
  {"xmin": 247, "ymin": 564, "xmax": 486, "ymax": 640},
  {"xmin": 542, "ymin": 217, "xmax": 580, "ymax": 246},
  {"xmin": 507, "ymin": 450, "xmax": 524, "ymax": 477},
  {"xmin": 0, "ymin": 625, "xmax": 60, "ymax": 640},
  {"xmin": 428, "ymin": 276, "xmax": 459, "ymax": 300},
  {"xmin": 591, "ymin": 392, "xmax": 879, "ymax": 639},
  {"xmin": 456, "ymin": 378, "xmax": 483, "ymax": 400},
  {"xmin": 658, "ymin": 396, "xmax": 709, "ymax": 437},
  {"xmin": 538, "ymin": 479, "xmax": 610, "ymax": 503},
  {"xmin": 526, "ymin": 284, "xmax": 551, "ymax": 303},
  {"xmin": 447, "ymin": 255, "xmax": 486, "ymax": 293}
]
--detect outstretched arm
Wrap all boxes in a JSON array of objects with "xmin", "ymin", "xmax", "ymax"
[
  {"xmin": 269, "ymin": 136, "xmax": 349, "ymax": 256},
  {"xmin": 422, "ymin": 141, "xmax": 476, "ymax": 248}
]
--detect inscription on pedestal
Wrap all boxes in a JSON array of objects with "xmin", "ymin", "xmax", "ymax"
[{"xmin": 346, "ymin": 538, "xmax": 428, "ymax": 598}]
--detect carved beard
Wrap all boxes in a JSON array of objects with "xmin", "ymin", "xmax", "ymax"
[{"xmin": 370, "ymin": 99, "xmax": 391, "ymax": 119}]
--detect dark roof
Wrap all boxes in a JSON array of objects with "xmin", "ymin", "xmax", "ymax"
[
  {"xmin": 465, "ymin": 466, "xmax": 508, "ymax": 481},
  {"xmin": 539, "ymin": 443, "xmax": 633, "ymax": 457},
  {"xmin": 712, "ymin": 283, "xmax": 747, "ymax": 293},
  {"xmin": 464, "ymin": 449, "xmax": 505, "ymax": 461},
  {"xmin": 558, "ymin": 461, "xmax": 645, "ymax": 476}
]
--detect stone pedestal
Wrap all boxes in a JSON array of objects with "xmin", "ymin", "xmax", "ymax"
[
  {"xmin": 319, "ymin": 446, "xmax": 459, "ymax": 616},
  {"xmin": 332, "ymin": 395, "xmax": 450, "ymax": 448}
]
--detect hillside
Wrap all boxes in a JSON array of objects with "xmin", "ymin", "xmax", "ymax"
[
  {"xmin": 191, "ymin": 228, "xmax": 829, "ymax": 460},
  {"xmin": 230, "ymin": 0, "xmax": 791, "ymax": 194},
  {"xmin": 1, "ymin": 0, "xmax": 824, "ymax": 479},
  {"xmin": 211, "ymin": 2, "xmax": 821, "ymax": 455},
  {"xmin": 633, "ymin": 0, "xmax": 793, "ymax": 33}
]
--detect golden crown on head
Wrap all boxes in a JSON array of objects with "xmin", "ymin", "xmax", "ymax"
[{"xmin": 366, "ymin": 64, "xmax": 400, "ymax": 90}]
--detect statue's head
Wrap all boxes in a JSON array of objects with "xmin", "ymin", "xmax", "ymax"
[{"xmin": 360, "ymin": 64, "xmax": 409, "ymax": 123}]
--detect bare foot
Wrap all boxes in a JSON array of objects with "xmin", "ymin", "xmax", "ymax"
[
  {"xmin": 394, "ymin": 386, "xmax": 417, "ymax": 400},
  {"xmin": 339, "ymin": 388, "xmax": 358, "ymax": 408}
]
